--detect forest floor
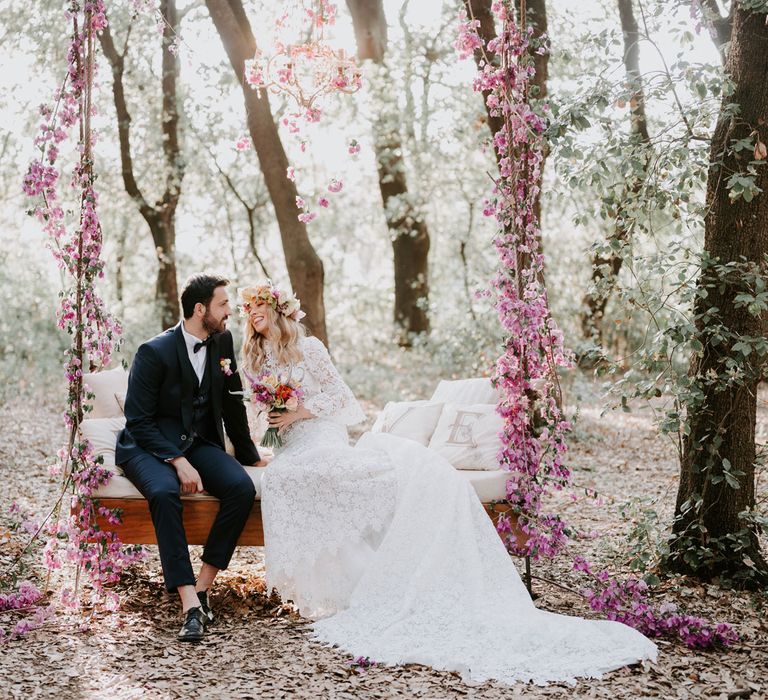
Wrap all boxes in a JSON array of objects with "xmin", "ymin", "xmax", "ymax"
[{"xmin": 0, "ymin": 384, "xmax": 767, "ymax": 700}]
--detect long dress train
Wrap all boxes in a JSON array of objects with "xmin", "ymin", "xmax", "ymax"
[{"xmin": 260, "ymin": 336, "xmax": 657, "ymax": 685}]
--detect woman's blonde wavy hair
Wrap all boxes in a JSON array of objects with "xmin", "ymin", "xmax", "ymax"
[{"xmin": 241, "ymin": 299, "xmax": 306, "ymax": 377}]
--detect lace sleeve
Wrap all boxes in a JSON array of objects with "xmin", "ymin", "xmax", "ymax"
[{"xmin": 301, "ymin": 336, "xmax": 365, "ymax": 425}]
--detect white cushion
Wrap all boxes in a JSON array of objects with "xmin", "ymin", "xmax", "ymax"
[
  {"xmin": 428, "ymin": 402, "xmax": 503, "ymax": 470},
  {"xmin": 92, "ymin": 466, "xmax": 267, "ymax": 500},
  {"xmin": 80, "ymin": 417, "xmax": 126, "ymax": 475},
  {"xmin": 430, "ymin": 378, "xmax": 500, "ymax": 405},
  {"xmin": 459, "ymin": 468, "xmax": 510, "ymax": 502},
  {"xmin": 370, "ymin": 400, "xmax": 444, "ymax": 446},
  {"xmin": 83, "ymin": 368, "xmax": 128, "ymax": 419},
  {"xmin": 92, "ymin": 467, "xmax": 503, "ymax": 503}
]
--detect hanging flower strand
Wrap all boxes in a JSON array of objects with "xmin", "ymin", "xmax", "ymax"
[
  {"xmin": 240, "ymin": 1, "xmax": 359, "ymax": 225},
  {"xmin": 15, "ymin": 0, "xmax": 143, "ymax": 637},
  {"xmin": 243, "ymin": 0, "xmax": 361, "ymax": 119},
  {"xmin": 464, "ymin": 2, "xmax": 572, "ymax": 560}
]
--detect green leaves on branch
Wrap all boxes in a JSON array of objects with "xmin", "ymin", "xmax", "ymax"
[{"xmin": 726, "ymin": 170, "xmax": 763, "ymax": 202}]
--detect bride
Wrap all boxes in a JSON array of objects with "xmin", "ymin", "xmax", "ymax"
[{"xmin": 239, "ymin": 282, "xmax": 657, "ymax": 685}]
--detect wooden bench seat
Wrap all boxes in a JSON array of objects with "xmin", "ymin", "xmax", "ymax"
[
  {"xmin": 84, "ymin": 497, "xmax": 525, "ymax": 549},
  {"xmin": 81, "ymin": 468, "xmax": 525, "ymax": 548}
]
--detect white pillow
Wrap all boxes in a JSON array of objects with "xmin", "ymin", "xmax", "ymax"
[
  {"xmin": 370, "ymin": 400, "xmax": 444, "ymax": 446},
  {"xmin": 80, "ymin": 417, "xmax": 126, "ymax": 475},
  {"xmin": 430, "ymin": 378, "xmax": 500, "ymax": 405},
  {"xmin": 428, "ymin": 403, "xmax": 503, "ymax": 470},
  {"xmin": 83, "ymin": 367, "xmax": 128, "ymax": 419}
]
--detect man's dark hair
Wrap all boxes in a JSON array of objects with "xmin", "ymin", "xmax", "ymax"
[{"xmin": 180, "ymin": 274, "xmax": 229, "ymax": 319}]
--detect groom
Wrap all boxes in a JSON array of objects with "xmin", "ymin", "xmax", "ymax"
[{"xmin": 116, "ymin": 273, "xmax": 265, "ymax": 642}]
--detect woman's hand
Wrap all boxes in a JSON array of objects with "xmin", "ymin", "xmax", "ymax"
[{"xmin": 268, "ymin": 404, "xmax": 313, "ymax": 432}]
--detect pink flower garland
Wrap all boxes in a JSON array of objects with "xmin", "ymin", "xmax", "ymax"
[
  {"xmin": 12, "ymin": 0, "xmax": 144, "ymax": 639},
  {"xmin": 464, "ymin": 3, "xmax": 572, "ymax": 560}
]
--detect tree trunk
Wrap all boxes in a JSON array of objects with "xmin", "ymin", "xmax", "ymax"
[
  {"xmin": 666, "ymin": 5, "xmax": 768, "ymax": 587},
  {"xmin": 205, "ymin": 0, "xmax": 327, "ymax": 346},
  {"xmin": 99, "ymin": 0, "xmax": 183, "ymax": 330},
  {"xmin": 346, "ymin": 0, "xmax": 387, "ymax": 62},
  {"xmin": 346, "ymin": 0, "xmax": 431, "ymax": 346},
  {"xmin": 371, "ymin": 66, "xmax": 430, "ymax": 345},
  {"xmin": 149, "ymin": 214, "xmax": 181, "ymax": 330},
  {"xmin": 579, "ymin": 0, "xmax": 651, "ymax": 347},
  {"xmin": 524, "ymin": 0, "xmax": 548, "ymax": 238},
  {"xmin": 464, "ymin": 0, "xmax": 548, "ymax": 157}
]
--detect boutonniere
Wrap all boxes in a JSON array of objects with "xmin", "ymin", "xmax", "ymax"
[{"xmin": 220, "ymin": 358, "xmax": 233, "ymax": 376}]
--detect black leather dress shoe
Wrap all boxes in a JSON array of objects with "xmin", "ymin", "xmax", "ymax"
[
  {"xmin": 178, "ymin": 607, "xmax": 206, "ymax": 642},
  {"xmin": 197, "ymin": 590, "xmax": 214, "ymax": 624}
]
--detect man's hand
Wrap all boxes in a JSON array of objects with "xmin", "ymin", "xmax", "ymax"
[
  {"xmin": 252, "ymin": 455, "xmax": 273, "ymax": 467},
  {"xmin": 170, "ymin": 456, "xmax": 203, "ymax": 494}
]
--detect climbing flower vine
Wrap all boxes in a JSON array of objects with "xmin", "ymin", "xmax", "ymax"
[
  {"xmin": 462, "ymin": 1, "xmax": 572, "ymax": 560},
  {"xmin": 7, "ymin": 0, "xmax": 144, "ymax": 639},
  {"xmin": 457, "ymin": 0, "xmax": 736, "ymax": 648}
]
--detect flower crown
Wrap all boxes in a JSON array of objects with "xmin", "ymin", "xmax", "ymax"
[{"xmin": 238, "ymin": 283, "xmax": 306, "ymax": 322}]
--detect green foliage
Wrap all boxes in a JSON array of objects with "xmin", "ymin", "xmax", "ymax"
[
  {"xmin": 545, "ymin": 0, "xmax": 768, "ymax": 585},
  {"xmin": 0, "ymin": 246, "xmax": 67, "ymax": 401},
  {"xmin": 619, "ymin": 498, "xmax": 665, "ymax": 586}
]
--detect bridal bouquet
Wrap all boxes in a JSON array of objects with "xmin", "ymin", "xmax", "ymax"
[{"xmin": 247, "ymin": 372, "xmax": 305, "ymax": 448}]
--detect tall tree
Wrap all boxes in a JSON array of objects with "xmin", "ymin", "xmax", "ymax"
[
  {"xmin": 205, "ymin": 0, "xmax": 328, "ymax": 346},
  {"xmin": 346, "ymin": 0, "xmax": 431, "ymax": 347},
  {"xmin": 579, "ymin": 0, "xmax": 652, "ymax": 346},
  {"xmin": 99, "ymin": 0, "xmax": 184, "ymax": 330},
  {"xmin": 665, "ymin": 3, "xmax": 768, "ymax": 586}
]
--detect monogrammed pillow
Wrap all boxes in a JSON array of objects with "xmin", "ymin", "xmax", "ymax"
[
  {"xmin": 370, "ymin": 400, "xmax": 445, "ymax": 446},
  {"xmin": 428, "ymin": 403, "xmax": 503, "ymax": 470}
]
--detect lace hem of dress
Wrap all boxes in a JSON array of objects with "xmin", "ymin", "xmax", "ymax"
[{"xmin": 308, "ymin": 626, "xmax": 655, "ymax": 686}]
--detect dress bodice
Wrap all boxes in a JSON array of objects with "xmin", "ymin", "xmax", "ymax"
[{"xmin": 261, "ymin": 336, "xmax": 365, "ymax": 426}]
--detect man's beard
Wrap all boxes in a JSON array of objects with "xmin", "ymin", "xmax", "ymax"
[{"xmin": 202, "ymin": 309, "xmax": 227, "ymax": 335}]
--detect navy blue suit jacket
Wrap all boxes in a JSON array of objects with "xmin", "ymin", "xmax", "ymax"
[{"xmin": 115, "ymin": 323, "xmax": 260, "ymax": 466}]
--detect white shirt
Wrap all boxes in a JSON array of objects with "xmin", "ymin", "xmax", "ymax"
[{"xmin": 180, "ymin": 321, "xmax": 207, "ymax": 384}]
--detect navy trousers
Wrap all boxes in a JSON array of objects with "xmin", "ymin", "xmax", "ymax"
[{"xmin": 122, "ymin": 441, "xmax": 256, "ymax": 591}]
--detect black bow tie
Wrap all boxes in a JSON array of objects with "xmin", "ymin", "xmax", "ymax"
[{"xmin": 193, "ymin": 335, "xmax": 214, "ymax": 353}]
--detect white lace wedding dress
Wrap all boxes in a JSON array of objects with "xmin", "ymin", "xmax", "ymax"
[{"xmin": 259, "ymin": 336, "xmax": 658, "ymax": 685}]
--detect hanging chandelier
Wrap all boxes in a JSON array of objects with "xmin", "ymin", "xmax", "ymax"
[{"xmin": 244, "ymin": 1, "xmax": 362, "ymax": 117}]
